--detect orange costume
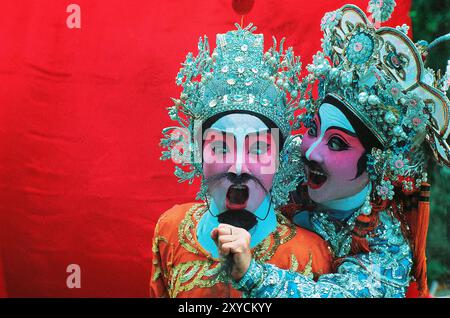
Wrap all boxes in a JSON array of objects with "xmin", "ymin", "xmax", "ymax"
[{"xmin": 150, "ymin": 202, "xmax": 332, "ymax": 298}]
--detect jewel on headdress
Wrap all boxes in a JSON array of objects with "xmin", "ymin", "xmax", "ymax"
[
  {"xmin": 234, "ymin": 94, "xmax": 243, "ymax": 102},
  {"xmin": 346, "ymin": 31, "xmax": 375, "ymax": 64},
  {"xmin": 384, "ymin": 111, "xmax": 396, "ymax": 124},
  {"xmin": 377, "ymin": 179, "xmax": 395, "ymax": 201},
  {"xmin": 358, "ymin": 92, "xmax": 368, "ymax": 104},
  {"xmin": 368, "ymin": 95, "xmax": 379, "ymax": 106},
  {"xmin": 360, "ymin": 193, "xmax": 372, "ymax": 215},
  {"xmin": 209, "ymin": 100, "xmax": 217, "ymax": 107}
]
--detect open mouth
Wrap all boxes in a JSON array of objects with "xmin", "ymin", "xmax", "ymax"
[
  {"xmin": 306, "ymin": 163, "xmax": 327, "ymax": 190},
  {"xmin": 226, "ymin": 184, "xmax": 249, "ymax": 210}
]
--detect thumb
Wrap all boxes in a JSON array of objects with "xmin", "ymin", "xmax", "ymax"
[{"xmin": 210, "ymin": 228, "xmax": 219, "ymax": 246}]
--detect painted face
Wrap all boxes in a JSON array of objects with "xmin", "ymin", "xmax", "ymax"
[
  {"xmin": 300, "ymin": 103, "xmax": 369, "ymax": 204},
  {"xmin": 202, "ymin": 113, "xmax": 279, "ymax": 213}
]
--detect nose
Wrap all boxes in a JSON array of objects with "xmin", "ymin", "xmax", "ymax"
[
  {"xmin": 305, "ymin": 137, "xmax": 324, "ymax": 163},
  {"xmin": 228, "ymin": 159, "xmax": 250, "ymax": 175}
]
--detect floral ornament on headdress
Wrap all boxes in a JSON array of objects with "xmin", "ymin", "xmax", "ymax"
[
  {"xmin": 367, "ymin": 0, "xmax": 396, "ymax": 25},
  {"xmin": 160, "ymin": 24, "xmax": 304, "ymax": 207},
  {"xmin": 298, "ymin": 4, "xmax": 450, "ymax": 202}
]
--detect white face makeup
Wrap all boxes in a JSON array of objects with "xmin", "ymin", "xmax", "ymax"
[
  {"xmin": 301, "ymin": 103, "xmax": 370, "ymax": 204},
  {"xmin": 305, "ymin": 103, "xmax": 356, "ymax": 160},
  {"xmin": 210, "ymin": 114, "xmax": 269, "ymax": 174},
  {"xmin": 202, "ymin": 113, "xmax": 279, "ymax": 213}
]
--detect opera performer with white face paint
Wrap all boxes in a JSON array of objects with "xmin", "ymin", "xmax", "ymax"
[{"xmin": 150, "ymin": 25, "xmax": 333, "ymax": 298}]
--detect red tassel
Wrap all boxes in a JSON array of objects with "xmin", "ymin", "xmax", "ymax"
[
  {"xmin": 350, "ymin": 234, "xmax": 371, "ymax": 254},
  {"xmin": 356, "ymin": 214, "xmax": 371, "ymax": 223},
  {"xmin": 411, "ymin": 182, "xmax": 430, "ymax": 297},
  {"xmin": 350, "ymin": 211, "xmax": 379, "ymax": 255}
]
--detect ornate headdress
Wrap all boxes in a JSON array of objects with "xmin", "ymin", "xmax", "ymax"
[
  {"xmin": 299, "ymin": 4, "xmax": 450, "ymax": 200},
  {"xmin": 160, "ymin": 24, "xmax": 303, "ymax": 206},
  {"xmin": 298, "ymin": 2, "xmax": 449, "ymax": 296}
]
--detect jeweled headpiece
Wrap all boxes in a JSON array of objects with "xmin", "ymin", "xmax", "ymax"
[
  {"xmin": 299, "ymin": 4, "xmax": 450, "ymax": 198},
  {"xmin": 161, "ymin": 24, "xmax": 303, "ymax": 206}
]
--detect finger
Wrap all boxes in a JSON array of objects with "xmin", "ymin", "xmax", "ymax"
[
  {"xmin": 219, "ymin": 243, "xmax": 231, "ymax": 257},
  {"xmin": 217, "ymin": 225, "xmax": 234, "ymax": 236},
  {"xmin": 218, "ymin": 224, "xmax": 248, "ymax": 236},
  {"xmin": 218, "ymin": 234, "xmax": 236, "ymax": 245},
  {"xmin": 221, "ymin": 241, "xmax": 245, "ymax": 255},
  {"xmin": 225, "ymin": 224, "xmax": 243, "ymax": 232},
  {"xmin": 211, "ymin": 228, "xmax": 219, "ymax": 242}
]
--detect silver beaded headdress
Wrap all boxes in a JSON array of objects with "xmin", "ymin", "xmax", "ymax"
[{"xmin": 160, "ymin": 24, "xmax": 304, "ymax": 207}]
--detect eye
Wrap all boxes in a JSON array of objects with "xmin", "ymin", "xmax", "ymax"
[
  {"xmin": 249, "ymin": 141, "xmax": 269, "ymax": 155},
  {"xmin": 307, "ymin": 121, "xmax": 318, "ymax": 137},
  {"xmin": 327, "ymin": 136, "xmax": 349, "ymax": 151},
  {"xmin": 211, "ymin": 141, "xmax": 229, "ymax": 154}
]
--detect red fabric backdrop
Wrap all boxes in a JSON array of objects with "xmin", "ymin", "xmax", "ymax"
[{"xmin": 0, "ymin": 0, "xmax": 411, "ymax": 297}]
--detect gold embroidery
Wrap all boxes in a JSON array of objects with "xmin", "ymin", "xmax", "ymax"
[
  {"xmin": 152, "ymin": 235, "xmax": 169, "ymax": 282},
  {"xmin": 289, "ymin": 253, "xmax": 313, "ymax": 278},
  {"xmin": 290, "ymin": 254, "xmax": 299, "ymax": 272},
  {"xmin": 168, "ymin": 260, "xmax": 227, "ymax": 298},
  {"xmin": 301, "ymin": 254, "xmax": 314, "ymax": 279},
  {"xmin": 253, "ymin": 236, "xmax": 271, "ymax": 260},
  {"xmin": 152, "ymin": 235, "xmax": 168, "ymax": 254},
  {"xmin": 152, "ymin": 263, "xmax": 162, "ymax": 282},
  {"xmin": 277, "ymin": 213, "xmax": 297, "ymax": 245},
  {"xmin": 178, "ymin": 204, "xmax": 202, "ymax": 255}
]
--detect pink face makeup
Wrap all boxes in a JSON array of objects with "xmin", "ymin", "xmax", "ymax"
[
  {"xmin": 301, "ymin": 103, "xmax": 369, "ymax": 204},
  {"xmin": 202, "ymin": 114, "xmax": 279, "ymax": 213}
]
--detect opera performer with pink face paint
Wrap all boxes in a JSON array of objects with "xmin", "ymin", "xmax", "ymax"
[
  {"xmin": 217, "ymin": 4, "xmax": 450, "ymax": 298},
  {"xmin": 149, "ymin": 25, "xmax": 333, "ymax": 298}
]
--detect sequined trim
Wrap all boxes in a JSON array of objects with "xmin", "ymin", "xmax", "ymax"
[{"xmin": 152, "ymin": 235, "xmax": 169, "ymax": 282}]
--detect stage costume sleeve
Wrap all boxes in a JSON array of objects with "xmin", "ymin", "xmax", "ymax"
[
  {"xmin": 149, "ymin": 216, "xmax": 172, "ymax": 298},
  {"xmin": 234, "ymin": 212, "xmax": 413, "ymax": 298}
]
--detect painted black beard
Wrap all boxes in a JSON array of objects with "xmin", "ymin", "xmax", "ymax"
[
  {"xmin": 204, "ymin": 172, "xmax": 267, "ymax": 231},
  {"xmin": 217, "ymin": 209, "xmax": 257, "ymax": 231}
]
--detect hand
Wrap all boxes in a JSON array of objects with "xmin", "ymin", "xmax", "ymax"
[{"xmin": 211, "ymin": 224, "xmax": 252, "ymax": 281}]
